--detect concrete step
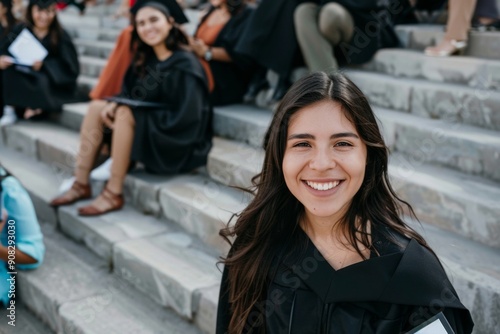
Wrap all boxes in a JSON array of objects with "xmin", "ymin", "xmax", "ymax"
[
  {"xmin": 360, "ymin": 48, "xmax": 500, "ymax": 91},
  {"xmin": 75, "ymin": 39, "xmax": 115, "ymax": 59},
  {"xmin": 212, "ymin": 104, "xmax": 500, "ymax": 183},
  {"xmin": 207, "ymin": 136, "xmax": 500, "ymax": 249},
  {"xmin": 59, "ymin": 10, "xmax": 129, "ymax": 31},
  {"xmin": 0, "ymin": 146, "xmax": 221, "ymax": 334},
  {"xmin": 0, "ymin": 121, "xmax": 248, "ymax": 255},
  {"xmin": 80, "ymin": 55, "xmax": 107, "ymax": 78},
  {"xmin": 60, "ymin": 3, "xmax": 120, "ymax": 17},
  {"xmin": 395, "ymin": 24, "xmax": 500, "ymax": 60},
  {"xmin": 77, "ymin": 75, "xmax": 98, "ymax": 96},
  {"xmin": 14, "ymin": 221, "xmax": 203, "ymax": 334},
  {"xmin": 346, "ymin": 70, "xmax": 500, "ymax": 131},
  {"xmin": 66, "ymin": 25, "xmax": 122, "ymax": 42},
  {"xmin": 376, "ymin": 108, "xmax": 500, "ymax": 183},
  {"xmin": 3, "ymin": 142, "xmax": 499, "ymax": 333},
  {"xmin": 0, "ymin": 302, "xmax": 54, "ymax": 334}
]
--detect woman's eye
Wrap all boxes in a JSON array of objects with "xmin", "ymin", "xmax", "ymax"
[
  {"xmin": 293, "ymin": 142, "xmax": 310, "ymax": 148},
  {"xmin": 335, "ymin": 141, "xmax": 352, "ymax": 147}
]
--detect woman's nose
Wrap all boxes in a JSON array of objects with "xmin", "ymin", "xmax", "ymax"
[{"xmin": 309, "ymin": 149, "xmax": 336, "ymax": 170}]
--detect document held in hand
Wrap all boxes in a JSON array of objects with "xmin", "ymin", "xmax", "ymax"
[
  {"xmin": 8, "ymin": 28, "xmax": 48, "ymax": 66},
  {"xmin": 406, "ymin": 312, "xmax": 455, "ymax": 334}
]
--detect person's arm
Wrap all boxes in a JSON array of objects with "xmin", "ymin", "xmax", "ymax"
[
  {"xmin": 191, "ymin": 38, "xmax": 233, "ymax": 62},
  {"xmin": 0, "ymin": 218, "xmax": 38, "ymax": 265},
  {"xmin": 0, "ymin": 244, "xmax": 37, "ymax": 264}
]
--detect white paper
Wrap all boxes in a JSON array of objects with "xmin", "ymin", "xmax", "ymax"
[
  {"xmin": 8, "ymin": 28, "xmax": 48, "ymax": 66},
  {"xmin": 413, "ymin": 318, "xmax": 449, "ymax": 334}
]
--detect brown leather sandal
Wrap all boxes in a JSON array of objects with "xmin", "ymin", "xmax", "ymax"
[
  {"xmin": 50, "ymin": 181, "xmax": 91, "ymax": 207},
  {"xmin": 77, "ymin": 187, "xmax": 124, "ymax": 217}
]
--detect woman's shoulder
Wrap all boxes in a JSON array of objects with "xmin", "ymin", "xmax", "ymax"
[{"xmin": 158, "ymin": 50, "xmax": 206, "ymax": 79}]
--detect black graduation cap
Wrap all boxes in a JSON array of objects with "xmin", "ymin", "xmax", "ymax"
[
  {"xmin": 29, "ymin": 0, "xmax": 57, "ymax": 9},
  {"xmin": 130, "ymin": 0, "xmax": 188, "ymax": 24}
]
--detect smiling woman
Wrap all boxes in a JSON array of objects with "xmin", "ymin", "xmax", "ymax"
[
  {"xmin": 50, "ymin": 0, "xmax": 212, "ymax": 217},
  {"xmin": 216, "ymin": 72, "xmax": 474, "ymax": 334}
]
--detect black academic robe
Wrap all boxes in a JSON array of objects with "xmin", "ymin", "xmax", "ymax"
[
  {"xmin": 196, "ymin": 5, "xmax": 254, "ymax": 106},
  {"xmin": 0, "ymin": 25, "xmax": 12, "ymax": 117},
  {"xmin": 118, "ymin": 50, "xmax": 212, "ymax": 174},
  {"xmin": 216, "ymin": 227, "xmax": 474, "ymax": 334},
  {"xmin": 326, "ymin": 0, "xmax": 411, "ymax": 66},
  {"xmin": 234, "ymin": 0, "xmax": 307, "ymax": 77},
  {"xmin": 1, "ymin": 24, "xmax": 79, "ymax": 111}
]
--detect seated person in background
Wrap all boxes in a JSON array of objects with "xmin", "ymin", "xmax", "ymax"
[
  {"xmin": 0, "ymin": 0, "xmax": 19, "ymax": 126},
  {"xmin": 190, "ymin": 0, "xmax": 254, "ymax": 106},
  {"xmin": 472, "ymin": 0, "xmax": 500, "ymax": 29},
  {"xmin": 0, "ymin": 167, "xmax": 45, "ymax": 307},
  {"xmin": 294, "ymin": 0, "xmax": 412, "ymax": 72},
  {"xmin": 0, "ymin": 0, "xmax": 79, "ymax": 122},
  {"xmin": 50, "ymin": 0, "xmax": 213, "ymax": 217}
]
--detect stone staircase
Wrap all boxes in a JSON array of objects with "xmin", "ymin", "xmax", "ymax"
[{"xmin": 1, "ymin": 3, "xmax": 500, "ymax": 334}]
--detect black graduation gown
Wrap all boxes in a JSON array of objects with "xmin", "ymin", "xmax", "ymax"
[
  {"xmin": 196, "ymin": 6, "xmax": 254, "ymax": 106},
  {"xmin": 1, "ymin": 24, "xmax": 79, "ymax": 111},
  {"xmin": 118, "ymin": 50, "xmax": 212, "ymax": 174},
  {"xmin": 216, "ymin": 227, "xmax": 474, "ymax": 334},
  {"xmin": 234, "ymin": 0, "xmax": 308, "ymax": 77},
  {"xmin": 327, "ymin": 0, "xmax": 411, "ymax": 66},
  {"xmin": 0, "ymin": 25, "xmax": 12, "ymax": 117}
]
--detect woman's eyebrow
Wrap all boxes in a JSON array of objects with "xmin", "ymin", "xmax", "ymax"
[{"xmin": 287, "ymin": 132, "xmax": 359, "ymax": 140}]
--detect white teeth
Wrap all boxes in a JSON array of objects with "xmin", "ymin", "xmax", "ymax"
[{"xmin": 306, "ymin": 180, "xmax": 340, "ymax": 191}]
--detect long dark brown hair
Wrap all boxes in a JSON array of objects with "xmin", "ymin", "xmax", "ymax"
[
  {"xmin": 131, "ymin": 4, "xmax": 189, "ymax": 77},
  {"xmin": 219, "ymin": 71, "xmax": 432, "ymax": 333},
  {"xmin": 26, "ymin": 3, "xmax": 63, "ymax": 53},
  {"xmin": 0, "ymin": 0, "xmax": 17, "ymax": 37}
]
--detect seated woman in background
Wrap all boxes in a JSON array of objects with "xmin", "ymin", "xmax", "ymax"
[
  {"xmin": 294, "ymin": 0, "xmax": 412, "ymax": 72},
  {"xmin": 216, "ymin": 72, "xmax": 474, "ymax": 333},
  {"xmin": 0, "ymin": 0, "xmax": 79, "ymax": 122},
  {"xmin": 50, "ymin": 0, "xmax": 212, "ymax": 216},
  {"xmin": 0, "ymin": 166, "xmax": 45, "ymax": 307},
  {"xmin": 190, "ymin": 0, "xmax": 254, "ymax": 106},
  {"xmin": 0, "ymin": 0, "xmax": 19, "ymax": 126}
]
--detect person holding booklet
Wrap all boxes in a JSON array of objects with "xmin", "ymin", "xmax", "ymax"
[
  {"xmin": 0, "ymin": 0, "xmax": 79, "ymax": 122},
  {"xmin": 0, "ymin": 0, "xmax": 19, "ymax": 126},
  {"xmin": 50, "ymin": 0, "xmax": 212, "ymax": 216},
  {"xmin": 216, "ymin": 72, "xmax": 474, "ymax": 333}
]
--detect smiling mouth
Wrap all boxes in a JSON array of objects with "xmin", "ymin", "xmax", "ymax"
[{"xmin": 304, "ymin": 180, "xmax": 342, "ymax": 191}]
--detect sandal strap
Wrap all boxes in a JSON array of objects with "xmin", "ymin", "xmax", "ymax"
[{"xmin": 101, "ymin": 187, "xmax": 123, "ymax": 207}]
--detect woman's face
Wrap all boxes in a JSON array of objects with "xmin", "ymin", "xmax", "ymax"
[
  {"xmin": 282, "ymin": 100, "xmax": 367, "ymax": 224},
  {"xmin": 32, "ymin": 4, "xmax": 56, "ymax": 30},
  {"xmin": 135, "ymin": 7, "xmax": 172, "ymax": 48},
  {"xmin": 0, "ymin": 4, "xmax": 7, "ymax": 20},
  {"xmin": 210, "ymin": 0, "xmax": 225, "ymax": 8}
]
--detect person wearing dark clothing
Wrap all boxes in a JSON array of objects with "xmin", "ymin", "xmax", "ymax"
[
  {"xmin": 216, "ymin": 72, "xmax": 474, "ymax": 333},
  {"xmin": 121, "ymin": 50, "xmax": 212, "ymax": 174},
  {"xmin": 0, "ymin": 0, "xmax": 18, "ymax": 125},
  {"xmin": 1, "ymin": 0, "xmax": 79, "ymax": 121},
  {"xmin": 191, "ymin": 0, "xmax": 254, "ymax": 106},
  {"xmin": 294, "ymin": 0, "xmax": 410, "ymax": 72},
  {"xmin": 50, "ymin": 0, "xmax": 212, "ymax": 216},
  {"xmin": 235, "ymin": 0, "xmax": 308, "ymax": 102}
]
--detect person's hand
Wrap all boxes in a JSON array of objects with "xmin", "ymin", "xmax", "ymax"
[
  {"xmin": 32, "ymin": 60, "xmax": 43, "ymax": 71},
  {"xmin": 100, "ymin": 102, "xmax": 117, "ymax": 129},
  {"xmin": 191, "ymin": 38, "xmax": 209, "ymax": 58},
  {"xmin": 0, "ymin": 55, "xmax": 13, "ymax": 69}
]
